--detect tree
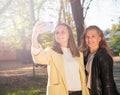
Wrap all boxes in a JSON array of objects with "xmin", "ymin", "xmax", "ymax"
[
  {"xmin": 70, "ymin": 0, "xmax": 84, "ymax": 46},
  {"xmin": 57, "ymin": 0, "xmax": 93, "ymax": 46},
  {"xmin": 70, "ymin": 0, "xmax": 93, "ymax": 46},
  {"xmin": 109, "ymin": 17, "xmax": 120, "ymax": 55}
]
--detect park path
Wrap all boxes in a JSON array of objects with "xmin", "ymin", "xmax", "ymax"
[
  {"xmin": 0, "ymin": 61, "xmax": 47, "ymax": 77},
  {"xmin": 113, "ymin": 57, "xmax": 120, "ymax": 92}
]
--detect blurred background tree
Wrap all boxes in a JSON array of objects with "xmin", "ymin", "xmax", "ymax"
[
  {"xmin": 0, "ymin": 0, "xmax": 120, "ymax": 58},
  {"xmin": 109, "ymin": 17, "xmax": 120, "ymax": 55}
]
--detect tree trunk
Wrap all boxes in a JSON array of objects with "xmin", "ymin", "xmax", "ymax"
[
  {"xmin": 30, "ymin": 0, "xmax": 36, "ymax": 76},
  {"xmin": 70, "ymin": 0, "xmax": 84, "ymax": 46}
]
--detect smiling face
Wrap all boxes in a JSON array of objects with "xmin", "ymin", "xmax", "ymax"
[
  {"xmin": 85, "ymin": 29, "xmax": 101, "ymax": 53},
  {"xmin": 54, "ymin": 25, "xmax": 69, "ymax": 47}
]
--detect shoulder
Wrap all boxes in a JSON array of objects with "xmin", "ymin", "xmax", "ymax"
[
  {"xmin": 77, "ymin": 51, "xmax": 84, "ymax": 64},
  {"xmin": 44, "ymin": 47, "xmax": 54, "ymax": 55},
  {"xmin": 45, "ymin": 47, "xmax": 55, "ymax": 52},
  {"xmin": 95, "ymin": 49, "xmax": 112, "ymax": 61},
  {"xmin": 44, "ymin": 47, "xmax": 51, "ymax": 51},
  {"xmin": 45, "ymin": 47, "xmax": 61, "ymax": 56},
  {"xmin": 79, "ymin": 51, "xmax": 83, "ymax": 56},
  {"xmin": 78, "ymin": 51, "xmax": 83, "ymax": 59},
  {"xmin": 94, "ymin": 49, "xmax": 113, "ymax": 66}
]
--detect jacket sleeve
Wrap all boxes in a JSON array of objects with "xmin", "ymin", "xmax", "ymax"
[
  {"xmin": 31, "ymin": 47, "xmax": 51, "ymax": 65},
  {"xmin": 99, "ymin": 53, "xmax": 119, "ymax": 95}
]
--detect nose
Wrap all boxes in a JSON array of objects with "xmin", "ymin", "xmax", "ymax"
[
  {"xmin": 87, "ymin": 37, "xmax": 93, "ymax": 43},
  {"xmin": 87, "ymin": 37, "xmax": 92, "ymax": 40}
]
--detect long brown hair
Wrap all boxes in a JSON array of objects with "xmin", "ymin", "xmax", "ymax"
[
  {"xmin": 80, "ymin": 25, "xmax": 112, "ymax": 56},
  {"xmin": 52, "ymin": 23, "xmax": 80, "ymax": 57}
]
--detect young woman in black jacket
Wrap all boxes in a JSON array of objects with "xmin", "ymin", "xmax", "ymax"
[{"xmin": 80, "ymin": 25, "xmax": 120, "ymax": 95}]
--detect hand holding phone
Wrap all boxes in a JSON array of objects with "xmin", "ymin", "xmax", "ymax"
[
  {"xmin": 32, "ymin": 21, "xmax": 54, "ymax": 42},
  {"xmin": 33, "ymin": 21, "xmax": 54, "ymax": 34},
  {"xmin": 43, "ymin": 22, "xmax": 54, "ymax": 32}
]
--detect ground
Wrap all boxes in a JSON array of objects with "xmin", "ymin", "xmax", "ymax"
[
  {"xmin": 0, "ymin": 57, "xmax": 120, "ymax": 95},
  {"xmin": 0, "ymin": 61, "xmax": 47, "ymax": 95},
  {"xmin": 0, "ymin": 61, "xmax": 47, "ymax": 77}
]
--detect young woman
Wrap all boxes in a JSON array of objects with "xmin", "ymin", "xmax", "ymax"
[
  {"xmin": 80, "ymin": 25, "xmax": 120, "ymax": 95},
  {"xmin": 31, "ymin": 22, "xmax": 89, "ymax": 95}
]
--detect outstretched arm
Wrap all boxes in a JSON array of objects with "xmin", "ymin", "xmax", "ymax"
[
  {"xmin": 31, "ymin": 22, "xmax": 51, "ymax": 65},
  {"xmin": 32, "ymin": 21, "xmax": 47, "ymax": 48}
]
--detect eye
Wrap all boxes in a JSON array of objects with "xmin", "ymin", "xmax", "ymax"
[
  {"xmin": 55, "ymin": 31, "xmax": 59, "ymax": 34},
  {"xmin": 85, "ymin": 35, "xmax": 89, "ymax": 39},
  {"xmin": 61, "ymin": 31, "xmax": 65, "ymax": 34}
]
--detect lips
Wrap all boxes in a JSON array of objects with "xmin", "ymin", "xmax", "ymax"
[{"xmin": 57, "ymin": 37, "xmax": 65, "ymax": 40}]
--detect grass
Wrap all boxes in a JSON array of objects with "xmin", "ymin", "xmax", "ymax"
[
  {"xmin": 0, "ymin": 75, "xmax": 47, "ymax": 95},
  {"xmin": 0, "ymin": 89, "xmax": 45, "ymax": 95}
]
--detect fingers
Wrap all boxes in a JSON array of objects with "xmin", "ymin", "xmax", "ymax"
[
  {"xmin": 34, "ymin": 21, "xmax": 50, "ymax": 34},
  {"xmin": 32, "ymin": 21, "xmax": 53, "ymax": 37},
  {"xmin": 31, "ymin": 21, "xmax": 53, "ymax": 47},
  {"xmin": 35, "ymin": 22, "xmax": 45, "ymax": 30}
]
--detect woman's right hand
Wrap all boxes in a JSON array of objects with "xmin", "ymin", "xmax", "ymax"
[
  {"xmin": 32, "ymin": 21, "xmax": 47, "ymax": 48},
  {"xmin": 32, "ymin": 22, "xmax": 47, "ymax": 39}
]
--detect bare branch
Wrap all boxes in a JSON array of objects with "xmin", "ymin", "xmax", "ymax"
[
  {"xmin": 84, "ymin": 0, "xmax": 93, "ymax": 19},
  {"xmin": 82, "ymin": 0, "xmax": 85, "ymax": 7}
]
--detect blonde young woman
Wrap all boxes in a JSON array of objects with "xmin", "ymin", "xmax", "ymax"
[
  {"xmin": 80, "ymin": 25, "xmax": 120, "ymax": 95},
  {"xmin": 31, "ymin": 22, "xmax": 89, "ymax": 95}
]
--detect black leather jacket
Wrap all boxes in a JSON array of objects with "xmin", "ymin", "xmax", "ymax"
[{"xmin": 84, "ymin": 48, "xmax": 120, "ymax": 95}]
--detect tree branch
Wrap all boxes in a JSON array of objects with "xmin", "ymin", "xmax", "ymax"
[{"xmin": 84, "ymin": 0, "xmax": 93, "ymax": 19}]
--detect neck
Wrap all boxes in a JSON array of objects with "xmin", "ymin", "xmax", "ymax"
[
  {"xmin": 90, "ymin": 47, "xmax": 99, "ymax": 53},
  {"xmin": 60, "ymin": 43, "xmax": 68, "ymax": 48}
]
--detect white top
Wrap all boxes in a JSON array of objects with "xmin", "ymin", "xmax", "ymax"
[
  {"xmin": 31, "ymin": 46, "xmax": 81, "ymax": 91},
  {"xmin": 86, "ymin": 53, "xmax": 95, "ymax": 89},
  {"xmin": 61, "ymin": 47, "xmax": 81, "ymax": 91}
]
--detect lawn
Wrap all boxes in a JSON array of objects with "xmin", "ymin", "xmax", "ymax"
[{"xmin": 0, "ymin": 75, "xmax": 47, "ymax": 95}]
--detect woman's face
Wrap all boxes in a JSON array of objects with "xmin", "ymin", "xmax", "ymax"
[
  {"xmin": 54, "ymin": 25, "xmax": 69, "ymax": 47},
  {"xmin": 85, "ymin": 29, "xmax": 101, "ymax": 52}
]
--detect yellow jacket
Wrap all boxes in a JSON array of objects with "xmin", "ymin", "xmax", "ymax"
[{"xmin": 32, "ymin": 48, "xmax": 89, "ymax": 95}]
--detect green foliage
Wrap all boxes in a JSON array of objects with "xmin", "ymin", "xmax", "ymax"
[
  {"xmin": 105, "ymin": 18, "xmax": 120, "ymax": 55},
  {"xmin": 0, "ymin": 0, "xmax": 59, "ymax": 50},
  {"xmin": 111, "ymin": 18, "xmax": 120, "ymax": 32},
  {"xmin": 0, "ymin": 89, "xmax": 45, "ymax": 95},
  {"xmin": 38, "ymin": 32, "xmax": 53, "ymax": 48},
  {"xmin": 108, "ymin": 25, "xmax": 120, "ymax": 56},
  {"xmin": 104, "ymin": 28, "xmax": 111, "ymax": 34},
  {"xmin": 0, "ymin": 0, "xmax": 54, "ymax": 49},
  {"xmin": 0, "ymin": 0, "xmax": 31, "ymax": 49},
  {"xmin": 109, "ymin": 34, "xmax": 120, "ymax": 52},
  {"xmin": 110, "ymin": 35, "xmax": 120, "ymax": 45},
  {"xmin": 111, "ymin": 24, "xmax": 118, "ymax": 32}
]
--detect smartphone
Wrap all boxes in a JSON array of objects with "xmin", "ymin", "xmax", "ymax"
[{"xmin": 41, "ymin": 22, "xmax": 54, "ymax": 33}]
